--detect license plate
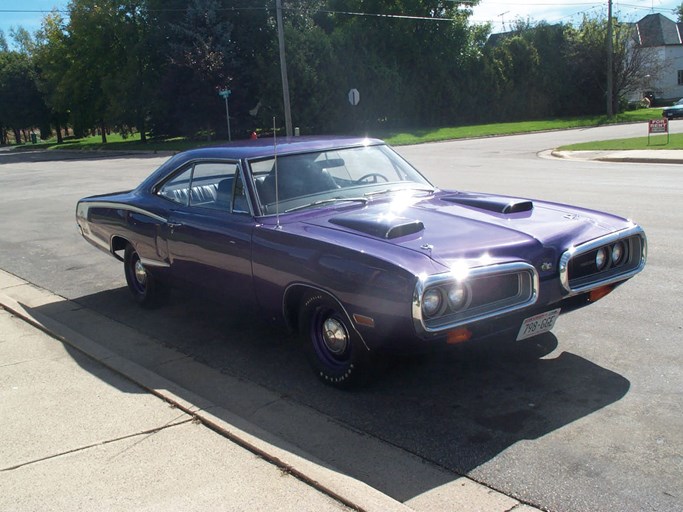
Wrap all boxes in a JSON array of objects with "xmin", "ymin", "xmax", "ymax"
[{"xmin": 516, "ymin": 308, "xmax": 560, "ymax": 341}]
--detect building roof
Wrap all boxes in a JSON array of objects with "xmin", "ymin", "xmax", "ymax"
[{"xmin": 636, "ymin": 13, "xmax": 683, "ymax": 47}]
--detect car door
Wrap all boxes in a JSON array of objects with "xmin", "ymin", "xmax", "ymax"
[{"xmin": 160, "ymin": 160, "xmax": 257, "ymax": 305}]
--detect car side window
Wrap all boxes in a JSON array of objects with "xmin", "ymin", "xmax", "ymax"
[
  {"xmin": 232, "ymin": 166, "xmax": 249, "ymax": 213},
  {"xmin": 189, "ymin": 162, "xmax": 237, "ymax": 211},
  {"xmin": 158, "ymin": 161, "xmax": 246, "ymax": 213},
  {"xmin": 158, "ymin": 167, "xmax": 193, "ymax": 205}
]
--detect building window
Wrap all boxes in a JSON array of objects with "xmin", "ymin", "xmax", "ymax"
[{"xmin": 678, "ymin": 70, "xmax": 683, "ymax": 85}]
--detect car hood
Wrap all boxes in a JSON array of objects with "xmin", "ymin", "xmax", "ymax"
[{"xmin": 302, "ymin": 190, "xmax": 631, "ymax": 270}]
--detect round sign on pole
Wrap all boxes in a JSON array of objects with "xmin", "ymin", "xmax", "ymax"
[{"xmin": 348, "ymin": 88, "xmax": 360, "ymax": 106}]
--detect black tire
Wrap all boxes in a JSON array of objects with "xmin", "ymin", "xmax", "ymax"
[
  {"xmin": 123, "ymin": 244, "xmax": 168, "ymax": 308},
  {"xmin": 298, "ymin": 292, "xmax": 373, "ymax": 389}
]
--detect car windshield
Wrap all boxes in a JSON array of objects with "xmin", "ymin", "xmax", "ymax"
[
  {"xmin": 248, "ymin": 144, "xmax": 435, "ymax": 215},
  {"xmin": 676, "ymin": 98, "xmax": 683, "ymax": 105}
]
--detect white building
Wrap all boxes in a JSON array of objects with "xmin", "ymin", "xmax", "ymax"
[{"xmin": 634, "ymin": 13, "xmax": 683, "ymax": 101}]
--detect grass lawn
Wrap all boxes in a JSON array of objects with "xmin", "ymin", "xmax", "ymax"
[
  {"xmin": 4, "ymin": 108, "xmax": 670, "ymax": 151},
  {"xmin": 379, "ymin": 108, "xmax": 663, "ymax": 145},
  {"xmin": 13, "ymin": 132, "xmax": 208, "ymax": 152}
]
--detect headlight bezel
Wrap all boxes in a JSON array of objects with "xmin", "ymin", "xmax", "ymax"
[
  {"xmin": 559, "ymin": 225, "xmax": 646, "ymax": 295},
  {"xmin": 414, "ymin": 262, "xmax": 538, "ymax": 334}
]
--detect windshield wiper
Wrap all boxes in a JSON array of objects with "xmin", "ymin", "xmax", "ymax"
[
  {"xmin": 364, "ymin": 187, "xmax": 436, "ymax": 199},
  {"xmin": 284, "ymin": 197, "xmax": 368, "ymax": 213}
]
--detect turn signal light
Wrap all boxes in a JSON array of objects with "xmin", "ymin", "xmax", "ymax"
[
  {"xmin": 447, "ymin": 328, "xmax": 472, "ymax": 344},
  {"xmin": 589, "ymin": 285, "xmax": 614, "ymax": 303}
]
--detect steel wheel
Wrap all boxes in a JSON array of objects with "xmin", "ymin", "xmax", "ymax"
[{"xmin": 123, "ymin": 244, "xmax": 168, "ymax": 307}]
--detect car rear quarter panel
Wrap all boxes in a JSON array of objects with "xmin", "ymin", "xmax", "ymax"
[{"xmin": 77, "ymin": 192, "xmax": 170, "ymax": 270}]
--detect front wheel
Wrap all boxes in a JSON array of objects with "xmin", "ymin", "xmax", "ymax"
[
  {"xmin": 123, "ymin": 244, "xmax": 168, "ymax": 307},
  {"xmin": 299, "ymin": 292, "xmax": 373, "ymax": 389}
]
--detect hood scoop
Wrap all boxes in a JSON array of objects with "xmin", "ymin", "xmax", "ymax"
[
  {"xmin": 443, "ymin": 194, "xmax": 533, "ymax": 214},
  {"xmin": 329, "ymin": 212, "xmax": 424, "ymax": 239}
]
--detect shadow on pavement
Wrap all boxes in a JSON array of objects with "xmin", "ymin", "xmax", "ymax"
[{"xmin": 33, "ymin": 288, "xmax": 631, "ymax": 504}]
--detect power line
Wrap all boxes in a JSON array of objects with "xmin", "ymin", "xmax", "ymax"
[{"xmin": 0, "ymin": 6, "xmax": 462, "ymax": 21}]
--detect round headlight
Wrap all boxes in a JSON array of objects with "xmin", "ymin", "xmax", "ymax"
[
  {"xmin": 595, "ymin": 247, "xmax": 608, "ymax": 271},
  {"xmin": 447, "ymin": 282, "xmax": 467, "ymax": 310},
  {"xmin": 611, "ymin": 241, "xmax": 625, "ymax": 265},
  {"xmin": 422, "ymin": 288, "xmax": 443, "ymax": 317}
]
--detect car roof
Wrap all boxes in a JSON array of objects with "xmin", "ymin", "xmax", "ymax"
[
  {"xmin": 176, "ymin": 136, "xmax": 385, "ymax": 161},
  {"xmin": 138, "ymin": 136, "xmax": 386, "ymax": 191}
]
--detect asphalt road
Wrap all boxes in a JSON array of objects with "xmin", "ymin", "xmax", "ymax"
[{"xmin": 1, "ymin": 123, "xmax": 681, "ymax": 512}]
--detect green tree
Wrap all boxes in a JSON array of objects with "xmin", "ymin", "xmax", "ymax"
[
  {"xmin": 65, "ymin": 0, "xmax": 122, "ymax": 142},
  {"xmin": 34, "ymin": 11, "xmax": 72, "ymax": 143},
  {"xmin": 148, "ymin": 0, "xmax": 238, "ymax": 139},
  {"xmin": 9, "ymin": 27, "xmax": 37, "ymax": 55},
  {"xmin": 566, "ymin": 14, "xmax": 660, "ymax": 115},
  {"xmin": 0, "ymin": 30, "xmax": 9, "ymax": 52},
  {"xmin": 0, "ymin": 51, "xmax": 49, "ymax": 143},
  {"xmin": 487, "ymin": 34, "xmax": 541, "ymax": 120},
  {"xmin": 301, "ymin": 0, "xmax": 485, "ymax": 130},
  {"xmin": 102, "ymin": 1, "xmax": 158, "ymax": 142}
]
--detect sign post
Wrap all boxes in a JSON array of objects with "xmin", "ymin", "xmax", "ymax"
[
  {"xmin": 218, "ymin": 88, "xmax": 232, "ymax": 142},
  {"xmin": 648, "ymin": 118, "xmax": 669, "ymax": 145},
  {"xmin": 348, "ymin": 88, "xmax": 360, "ymax": 131}
]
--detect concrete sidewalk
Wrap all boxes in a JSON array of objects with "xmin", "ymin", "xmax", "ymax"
[
  {"xmin": 0, "ymin": 308, "xmax": 355, "ymax": 512},
  {"xmin": 0, "ymin": 271, "xmax": 542, "ymax": 512}
]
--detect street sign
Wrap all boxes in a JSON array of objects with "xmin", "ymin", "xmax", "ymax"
[
  {"xmin": 348, "ymin": 88, "xmax": 360, "ymax": 106},
  {"xmin": 218, "ymin": 89, "xmax": 231, "ymax": 99}
]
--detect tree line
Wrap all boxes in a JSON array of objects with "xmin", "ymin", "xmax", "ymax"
[{"xmin": 0, "ymin": 0, "xmax": 667, "ymax": 144}]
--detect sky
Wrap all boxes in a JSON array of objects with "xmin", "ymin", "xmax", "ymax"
[
  {"xmin": 470, "ymin": 0, "xmax": 681, "ymax": 32},
  {"xmin": 0, "ymin": 1, "xmax": 67, "ymax": 39},
  {"xmin": 0, "ymin": 0, "xmax": 681, "ymax": 44}
]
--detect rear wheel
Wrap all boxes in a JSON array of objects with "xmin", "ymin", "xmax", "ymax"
[
  {"xmin": 123, "ymin": 244, "xmax": 168, "ymax": 307},
  {"xmin": 299, "ymin": 292, "xmax": 372, "ymax": 389}
]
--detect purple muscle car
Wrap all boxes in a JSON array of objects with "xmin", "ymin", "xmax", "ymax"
[{"xmin": 76, "ymin": 137, "xmax": 646, "ymax": 388}]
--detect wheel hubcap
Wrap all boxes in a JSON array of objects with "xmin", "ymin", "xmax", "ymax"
[
  {"xmin": 134, "ymin": 259, "xmax": 147, "ymax": 286},
  {"xmin": 322, "ymin": 317, "xmax": 348, "ymax": 355}
]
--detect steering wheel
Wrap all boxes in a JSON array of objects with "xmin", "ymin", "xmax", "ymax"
[{"xmin": 356, "ymin": 173, "xmax": 389, "ymax": 184}]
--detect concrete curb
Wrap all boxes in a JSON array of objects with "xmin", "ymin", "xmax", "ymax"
[{"xmin": 550, "ymin": 149, "xmax": 683, "ymax": 164}]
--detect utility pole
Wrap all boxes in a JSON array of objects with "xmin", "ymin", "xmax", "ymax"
[
  {"xmin": 606, "ymin": 0, "xmax": 614, "ymax": 116},
  {"xmin": 276, "ymin": 0, "xmax": 293, "ymax": 137}
]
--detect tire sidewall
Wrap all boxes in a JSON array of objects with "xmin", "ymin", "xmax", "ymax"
[{"xmin": 299, "ymin": 292, "xmax": 370, "ymax": 388}]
